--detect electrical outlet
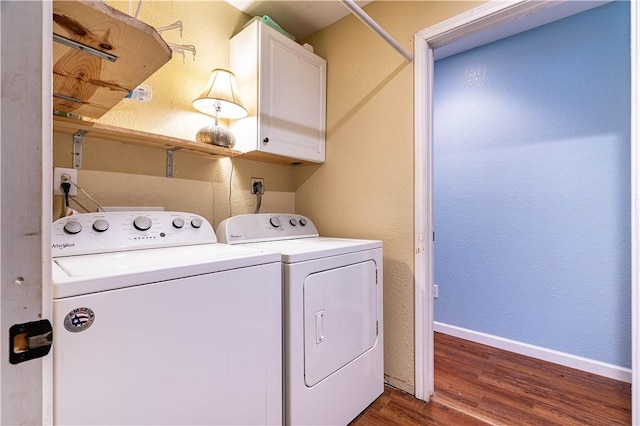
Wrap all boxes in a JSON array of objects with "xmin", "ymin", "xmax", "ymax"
[
  {"xmin": 251, "ymin": 178, "xmax": 264, "ymax": 194},
  {"xmin": 53, "ymin": 167, "xmax": 78, "ymax": 196},
  {"xmin": 433, "ymin": 284, "xmax": 439, "ymax": 299}
]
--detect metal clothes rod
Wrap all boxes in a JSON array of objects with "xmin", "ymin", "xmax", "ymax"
[{"xmin": 340, "ymin": 0, "xmax": 413, "ymax": 62}]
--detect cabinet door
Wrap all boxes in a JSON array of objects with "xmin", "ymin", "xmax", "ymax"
[{"xmin": 260, "ymin": 30, "xmax": 326, "ymax": 163}]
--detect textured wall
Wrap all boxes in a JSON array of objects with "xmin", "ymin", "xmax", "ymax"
[
  {"xmin": 53, "ymin": 133, "xmax": 296, "ymax": 226},
  {"xmin": 297, "ymin": 1, "xmax": 481, "ymax": 394},
  {"xmin": 434, "ymin": 2, "xmax": 631, "ymax": 367},
  {"xmin": 98, "ymin": 0, "xmax": 247, "ymax": 141},
  {"xmin": 53, "ymin": 1, "xmax": 296, "ymax": 225}
]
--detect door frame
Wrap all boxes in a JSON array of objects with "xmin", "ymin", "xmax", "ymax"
[
  {"xmin": 413, "ymin": 1, "xmax": 639, "ymax": 422},
  {"xmin": 0, "ymin": 1, "xmax": 53, "ymax": 424}
]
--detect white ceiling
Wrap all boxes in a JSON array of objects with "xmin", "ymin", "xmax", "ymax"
[
  {"xmin": 226, "ymin": 0, "xmax": 371, "ymax": 40},
  {"xmin": 226, "ymin": 1, "xmax": 612, "ymax": 61}
]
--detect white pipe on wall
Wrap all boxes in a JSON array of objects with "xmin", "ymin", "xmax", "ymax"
[{"xmin": 340, "ymin": 0, "xmax": 414, "ymax": 62}]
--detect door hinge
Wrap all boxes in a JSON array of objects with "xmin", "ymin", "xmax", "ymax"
[{"xmin": 9, "ymin": 319, "xmax": 53, "ymax": 364}]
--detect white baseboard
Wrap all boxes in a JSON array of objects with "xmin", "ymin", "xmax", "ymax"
[{"xmin": 434, "ymin": 322, "xmax": 631, "ymax": 383}]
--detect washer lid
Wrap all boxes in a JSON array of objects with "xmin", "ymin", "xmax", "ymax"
[
  {"xmin": 52, "ymin": 243, "xmax": 280, "ymax": 299},
  {"xmin": 243, "ymin": 237, "xmax": 382, "ymax": 263}
]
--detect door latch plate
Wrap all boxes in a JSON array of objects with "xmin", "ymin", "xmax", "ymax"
[{"xmin": 9, "ymin": 319, "xmax": 53, "ymax": 364}]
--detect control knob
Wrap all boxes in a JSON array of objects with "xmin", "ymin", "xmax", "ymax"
[
  {"xmin": 92, "ymin": 219, "xmax": 109, "ymax": 232},
  {"xmin": 172, "ymin": 218, "xmax": 185, "ymax": 229},
  {"xmin": 191, "ymin": 218, "xmax": 202, "ymax": 228},
  {"xmin": 299, "ymin": 218, "xmax": 307, "ymax": 226},
  {"xmin": 63, "ymin": 220, "xmax": 82, "ymax": 235},
  {"xmin": 269, "ymin": 216, "xmax": 281, "ymax": 228},
  {"xmin": 133, "ymin": 216, "xmax": 152, "ymax": 231},
  {"xmin": 289, "ymin": 218, "xmax": 298, "ymax": 226}
]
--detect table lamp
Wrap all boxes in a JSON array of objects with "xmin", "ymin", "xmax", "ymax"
[{"xmin": 192, "ymin": 68, "xmax": 247, "ymax": 147}]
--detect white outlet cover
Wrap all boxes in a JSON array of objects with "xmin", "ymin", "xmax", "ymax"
[
  {"xmin": 53, "ymin": 167, "xmax": 78, "ymax": 196},
  {"xmin": 250, "ymin": 178, "xmax": 264, "ymax": 194}
]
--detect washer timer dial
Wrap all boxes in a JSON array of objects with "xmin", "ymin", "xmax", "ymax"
[
  {"xmin": 92, "ymin": 219, "xmax": 109, "ymax": 232},
  {"xmin": 269, "ymin": 217, "xmax": 281, "ymax": 228},
  {"xmin": 133, "ymin": 216, "xmax": 152, "ymax": 231},
  {"xmin": 63, "ymin": 220, "xmax": 82, "ymax": 234}
]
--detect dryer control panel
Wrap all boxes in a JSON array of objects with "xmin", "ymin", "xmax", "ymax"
[
  {"xmin": 217, "ymin": 214, "xmax": 319, "ymax": 244},
  {"xmin": 52, "ymin": 211, "xmax": 216, "ymax": 257}
]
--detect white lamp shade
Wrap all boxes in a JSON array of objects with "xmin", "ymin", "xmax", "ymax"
[{"xmin": 192, "ymin": 69, "xmax": 247, "ymax": 119}]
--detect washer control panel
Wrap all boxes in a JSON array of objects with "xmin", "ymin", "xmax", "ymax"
[
  {"xmin": 217, "ymin": 214, "xmax": 319, "ymax": 244},
  {"xmin": 52, "ymin": 211, "xmax": 216, "ymax": 257}
]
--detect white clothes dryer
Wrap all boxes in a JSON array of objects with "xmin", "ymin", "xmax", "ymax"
[
  {"xmin": 218, "ymin": 214, "xmax": 383, "ymax": 426},
  {"xmin": 52, "ymin": 211, "xmax": 282, "ymax": 425}
]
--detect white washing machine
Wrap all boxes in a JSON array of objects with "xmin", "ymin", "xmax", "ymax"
[
  {"xmin": 217, "ymin": 214, "xmax": 383, "ymax": 426},
  {"xmin": 51, "ymin": 211, "xmax": 282, "ymax": 425}
]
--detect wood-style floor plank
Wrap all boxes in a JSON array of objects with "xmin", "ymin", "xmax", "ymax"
[{"xmin": 350, "ymin": 332, "xmax": 631, "ymax": 425}]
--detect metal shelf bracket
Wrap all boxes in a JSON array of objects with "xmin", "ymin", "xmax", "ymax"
[
  {"xmin": 166, "ymin": 148, "xmax": 181, "ymax": 177},
  {"xmin": 73, "ymin": 130, "xmax": 88, "ymax": 169}
]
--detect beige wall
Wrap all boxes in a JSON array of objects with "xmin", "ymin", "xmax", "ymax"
[
  {"xmin": 52, "ymin": 0, "xmax": 482, "ymax": 397},
  {"xmin": 297, "ymin": 1, "xmax": 481, "ymax": 393},
  {"xmin": 52, "ymin": 132, "xmax": 296, "ymax": 225},
  {"xmin": 98, "ymin": 0, "xmax": 245, "ymax": 141},
  {"xmin": 53, "ymin": 1, "xmax": 295, "ymax": 225}
]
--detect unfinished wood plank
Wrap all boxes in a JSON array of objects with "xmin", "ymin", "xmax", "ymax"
[{"xmin": 53, "ymin": 0, "xmax": 171, "ymax": 119}]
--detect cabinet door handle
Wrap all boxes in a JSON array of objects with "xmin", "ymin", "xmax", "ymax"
[{"xmin": 263, "ymin": 137, "xmax": 269, "ymax": 145}]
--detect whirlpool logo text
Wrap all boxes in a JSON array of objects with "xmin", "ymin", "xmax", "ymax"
[{"xmin": 52, "ymin": 243, "xmax": 75, "ymax": 249}]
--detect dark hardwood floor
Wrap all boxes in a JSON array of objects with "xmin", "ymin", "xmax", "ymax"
[{"xmin": 351, "ymin": 332, "xmax": 631, "ymax": 425}]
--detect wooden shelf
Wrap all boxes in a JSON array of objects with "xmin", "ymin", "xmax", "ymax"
[
  {"xmin": 53, "ymin": 0, "xmax": 172, "ymax": 119},
  {"xmin": 53, "ymin": 115, "xmax": 240, "ymax": 158},
  {"xmin": 53, "ymin": 115, "xmax": 318, "ymax": 165}
]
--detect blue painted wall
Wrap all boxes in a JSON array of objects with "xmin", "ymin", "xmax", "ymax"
[{"xmin": 434, "ymin": 1, "xmax": 631, "ymax": 367}]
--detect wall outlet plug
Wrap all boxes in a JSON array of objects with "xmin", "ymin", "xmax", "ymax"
[
  {"xmin": 53, "ymin": 167, "xmax": 78, "ymax": 196},
  {"xmin": 251, "ymin": 178, "xmax": 264, "ymax": 194}
]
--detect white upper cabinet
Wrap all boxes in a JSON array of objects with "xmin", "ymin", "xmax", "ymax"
[{"xmin": 230, "ymin": 20, "xmax": 327, "ymax": 164}]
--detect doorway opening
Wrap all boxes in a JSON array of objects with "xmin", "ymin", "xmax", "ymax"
[{"xmin": 414, "ymin": 1, "xmax": 639, "ymax": 423}]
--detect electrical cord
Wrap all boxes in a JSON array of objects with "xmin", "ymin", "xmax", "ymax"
[
  {"xmin": 68, "ymin": 199, "xmax": 94, "ymax": 214},
  {"xmin": 228, "ymin": 156, "xmax": 234, "ymax": 217},
  {"xmin": 61, "ymin": 182, "xmax": 71, "ymax": 208},
  {"xmin": 60, "ymin": 180, "xmax": 72, "ymax": 217},
  {"xmin": 66, "ymin": 179, "xmax": 105, "ymax": 212},
  {"xmin": 253, "ymin": 181, "xmax": 263, "ymax": 214}
]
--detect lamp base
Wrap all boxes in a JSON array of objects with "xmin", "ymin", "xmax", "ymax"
[{"xmin": 195, "ymin": 125, "xmax": 236, "ymax": 148}]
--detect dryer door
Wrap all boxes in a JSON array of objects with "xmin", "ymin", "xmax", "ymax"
[{"xmin": 303, "ymin": 260, "xmax": 378, "ymax": 386}]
